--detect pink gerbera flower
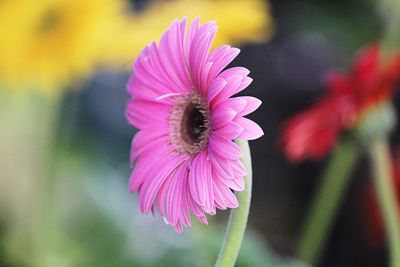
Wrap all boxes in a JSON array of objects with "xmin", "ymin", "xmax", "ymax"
[{"xmin": 126, "ymin": 18, "xmax": 263, "ymax": 233}]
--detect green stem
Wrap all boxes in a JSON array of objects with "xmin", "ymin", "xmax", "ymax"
[
  {"xmin": 0, "ymin": 92, "xmax": 62, "ymax": 266},
  {"xmin": 34, "ymin": 94, "xmax": 63, "ymax": 267},
  {"xmin": 215, "ymin": 139, "xmax": 253, "ymax": 267},
  {"xmin": 297, "ymin": 139, "xmax": 360, "ymax": 265},
  {"xmin": 369, "ymin": 139, "xmax": 400, "ymax": 267}
]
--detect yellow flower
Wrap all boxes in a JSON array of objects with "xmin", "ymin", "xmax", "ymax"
[
  {"xmin": 102, "ymin": 0, "xmax": 274, "ymax": 68},
  {"xmin": 0, "ymin": 0, "xmax": 273, "ymax": 95},
  {"xmin": 0, "ymin": 0, "xmax": 127, "ymax": 95}
]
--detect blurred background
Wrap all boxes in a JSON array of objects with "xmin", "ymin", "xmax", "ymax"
[{"xmin": 0, "ymin": 0, "xmax": 396, "ymax": 266}]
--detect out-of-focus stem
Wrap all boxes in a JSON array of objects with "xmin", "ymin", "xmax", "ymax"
[
  {"xmin": 0, "ymin": 92, "xmax": 62, "ymax": 267},
  {"xmin": 215, "ymin": 139, "xmax": 252, "ymax": 267},
  {"xmin": 369, "ymin": 139, "xmax": 400, "ymax": 267},
  {"xmin": 378, "ymin": 0, "xmax": 400, "ymax": 58},
  {"xmin": 297, "ymin": 139, "xmax": 360, "ymax": 265}
]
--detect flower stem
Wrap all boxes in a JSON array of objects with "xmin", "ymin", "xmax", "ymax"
[
  {"xmin": 215, "ymin": 139, "xmax": 253, "ymax": 267},
  {"xmin": 378, "ymin": 0, "xmax": 400, "ymax": 59},
  {"xmin": 369, "ymin": 139, "xmax": 400, "ymax": 267},
  {"xmin": 0, "ymin": 92, "xmax": 62, "ymax": 266},
  {"xmin": 297, "ymin": 139, "xmax": 360, "ymax": 265}
]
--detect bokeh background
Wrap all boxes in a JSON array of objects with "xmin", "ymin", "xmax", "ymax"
[{"xmin": 0, "ymin": 0, "xmax": 396, "ymax": 266}]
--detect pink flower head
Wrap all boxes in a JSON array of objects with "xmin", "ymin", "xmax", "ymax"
[
  {"xmin": 126, "ymin": 18, "xmax": 263, "ymax": 233},
  {"xmin": 281, "ymin": 44, "xmax": 400, "ymax": 162}
]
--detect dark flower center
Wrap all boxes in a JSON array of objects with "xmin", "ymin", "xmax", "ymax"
[
  {"xmin": 38, "ymin": 8, "xmax": 62, "ymax": 34},
  {"xmin": 181, "ymin": 103, "xmax": 208, "ymax": 144},
  {"xmin": 170, "ymin": 92, "xmax": 210, "ymax": 154}
]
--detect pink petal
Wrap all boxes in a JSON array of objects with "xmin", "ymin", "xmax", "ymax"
[
  {"xmin": 180, "ymin": 172, "xmax": 192, "ymax": 226},
  {"xmin": 210, "ymin": 153, "xmax": 234, "ymax": 179},
  {"xmin": 222, "ymin": 97, "xmax": 247, "ymax": 114},
  {"xmin": 214, "ymin": 121, "xmax": 243, "ymax": 140},
  {"xmin": 211, "ymin": 75, "xmax": 243, "ymax": 105},
  {"xmin": 200, "ymin": 61, "xmax": 213, "ymax": 93},
  {"xmin": 213, "ymin": 178, "xmax": 238, "ymax": 208},
  {"xmin": 234, "ymin": 117, "xmax": 264, "ymax": 140},
  {"xmin": 126, "ymin": 99, "xmax": 171, "ymax": 129},
  {"xmin": 203, "ymin": 163, "xmax": 216, "ymax": 215},
  {"xmin": 165, "ymin": 164, "xmax": 187, "ymax": 226},
  {"xmin": 133, "ymin": 59, "xmax": 172, "ymax": 94},
  {"xmin": 215, "ymin": 67, "xmax": 253, "ymax": 97},
  {"xmin": 189, "ymin": 23, "xmax": 217, "ymax": 91},
  {"xmin": 188, "ymin": 152, "xmax": 215, "ymax": 214},
  {"xmin": 209, "ymin": 134, "xmax": 243, "ymax": 160},
  {"xmin": 213, "ymin": 181, "xmax": 228, "ymax": 210},
  {"xmin": 158, "ymin": 41, "xmax": 186, "ymax": 91},
  {"xmin": 218, "ymin": 67, "xmax": 250, "ymax": 80},
  {"xmin": 187, "ymin": 182, "xmax": 208, "ymax": 225},
  {"xmin": 132, "ymin": 43, "xmax": 190, "ymax": 96},
  {"xmin": 225, "ymin": 176, "xmax": 245, "ymax": 191},
  {"xmin": 158, "ymin": 20, "xmax": 191, "ymax": 91},
  {"xmin": 235, "ymin": 76, "xmax": 253, "ymax": 95},
  {"xmin": 237, "ymin": 96, "xmax": 262, "ymax": 116},
  {"xmin": 211, "ymin": 106, "xmax": 237, "ymax": 129},
  {"xmin": 185, "ymin": 17, "xmax": 200, "ymax": 56},
  {"xmin": 188, "ymin": 155, "xmax": 204, "ymax": 206},
  {"xmin": 207, "ymin": 46, "xmax": 241, "ymax": 83},
  {"xmin": 130, "ymin": 130, "xmax": 169, "ymax": 162},
  {"xmin": 127, "ymin": 77, "xmax": 162, "ymax": 103},
  {"xmin": 145, "ymin": 42, "xmax": 171, "ymax": 85},
  {"xmin": 139, "ymin": 155, "xmax": 186, "ymax": 213},
  {"xmin": 231, "ymin": 159, "xmax": 247, "ymax": 177},
  {"xmin": 156, "ymin": 177, "xmax": 171, "ymax": 216},
  {"xmin": 129, "ymin": 145, "xmax": 172, "ymax": 193},
  {"xmin": 173, "ymin": 223, "xmax": 184, "ymax": 234},
  {"xmin": 207, "ymin": 78, "xmax": 227, "ymax": 103}
]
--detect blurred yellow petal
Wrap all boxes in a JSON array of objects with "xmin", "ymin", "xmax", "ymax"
[
  {"xmin": 0, "ymin": 0, "xmax": 129, "ymax": 95},
  {"xmin": 0, "ymin": 0, "xmax": 273, "ymax": 96},
  {"xmin": 102, "ymin": 0, "xmax": 274, "ymax": 68}
]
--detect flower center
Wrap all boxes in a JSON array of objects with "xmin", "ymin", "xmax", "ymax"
[
  {"xmin": 38, "ymin": 8, "xmax": 62, "ymax": 34},
  {"xmin": 170, "ymin": 92, "xmax": 210, "ymax": 155}
]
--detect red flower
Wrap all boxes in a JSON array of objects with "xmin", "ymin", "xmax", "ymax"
[
  {"xmin": 362, "ymin": 150, "xmax": 400, "ymax": 249},
  {"xmin": 281, "ymin": 44, "xmax": 400, "ymax": 162}
]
